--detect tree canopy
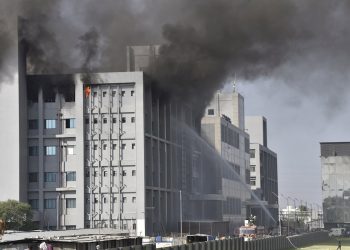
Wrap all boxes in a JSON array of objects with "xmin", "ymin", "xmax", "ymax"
[{"xmin": 0, "ymin": 200, "xmax": 34, "ymax": 231}]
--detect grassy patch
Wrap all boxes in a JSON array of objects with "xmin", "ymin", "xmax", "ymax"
[{"xmin": 289, "ymin": 237, "xmax": 350, "ymax": 250}]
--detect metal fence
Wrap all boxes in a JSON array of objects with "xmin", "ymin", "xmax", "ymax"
[{"xmin": 119, "ymin": 231, "xmax": 329, "ymax": 250}]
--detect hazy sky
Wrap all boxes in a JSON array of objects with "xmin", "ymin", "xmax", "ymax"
[{"xmin": 238, "ymin": 78, "xmax": 350, "ymax": 208}]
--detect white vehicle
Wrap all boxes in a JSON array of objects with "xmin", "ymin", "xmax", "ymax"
[{"xmin": 329, "ymin": 228, "xmax": 346, "ymax": 237}]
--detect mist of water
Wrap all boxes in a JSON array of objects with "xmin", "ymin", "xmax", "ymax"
[{"xmin": 179, "ymin": 120, "xmax": 276, "ymax": 224}]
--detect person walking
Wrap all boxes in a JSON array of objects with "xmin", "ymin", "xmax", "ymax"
[{"xmin": 336, "ymin": 240, "xmax": 341, "ymax": 250}]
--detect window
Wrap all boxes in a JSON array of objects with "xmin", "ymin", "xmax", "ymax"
[
  {"xmin": 103, "ymin": 91, "xmax": 107, "ymax": 97},
  {"xmin": 207, "ymin": 109, "xmax": 215, "ymax": 115},
  {"xmin": 29, "ymin": 146, "xmax": 39, "ymax": 156},
  {"xmin": 85, "ymin": 118, "xmax": 89, "ymax": 124},
  {"xmin": 132, "ymin": 143, "xmax": 136, "ymax": 149},
  {"xmin": 65, "ymin": 118, "xmax": 76, "ymax": 128},
  {"xmin": 45, "ymin": 146, "xmax": 56, "ymax": 156},
  {"xmin": 131, "ymin": 117, "xmax": 135, "ymax": 123},
  {"xmin": 29, "ymin": 199, "xmax": 39, "ymax": 209},
  {"xmin": 103, "ymin": 171, "xmax": 107, "ymax": 177},
  {"xmin": 133, "ymin": 223, "xmax": 136, "ymax": 230},
  {"xmin": 112, "ymin": 118, "xmax": 117, "ymax": 123},
  {"xmin": 132, "ymin": 170, "xmax": 136, "ymax": 176},
  {"xmin": 93, "ymin": 118, "xmax": 98, "ymax": 124},
  {"xmin": 44, "ymin": 199, "xmax": 56, "ymax": 209},
  {"xmin": 113, "ymin": 197, "xmax": 117, "ymax": 203},
  {"xmin": 66, "ymin": 198, "xmax": 76, "ymax": 208},
  {"xmin": 122, "ymin": 144, "xmax": 126, "ymax": 150},
  {"xmin": 66, "ymin": 225, "xmax": 76, "ymax": 230},
  {"xmin": 67, "ymin": 146, "xmax": 75, "ymax": 155},
  {"xmin": 113, "ymin": 171, "xmax": 116, "ymax": 176},
  {"xmin": 250, "ymin": 149, "xmax": 256, "ymax": 158},
  {"xmin": 94, "ymin": 145, "xmax": 98, "ymax": 150},
  {"xmin": 44, "ymin": 119, "xmax": 56, "ymax": 129},
  {"xmin": 28, "ymin": 119, "xmax": 38, "ymax": 129},
  {"xmin": 132, "ymin": 197, "xmax": 136, "ymax": 203},
  {"xmin": 112, "ymin": 91, "xmax": 116, "ymax": 97},
  {"xmin": 121, "ymin": 91, "xmax": 125, "ymax": 96},
  {"xmin": 250, "ymin": 176, "xmax": 256, "ymax": 186},
  {"xmin": 94, "ymin": 198, "xmax": 98, "ymax": 203},
  {"xmin": 94, "ymin": 171, "xmax": 97, "ymax": 177},
  {"xmin": 122, "ymin": 117, "xmax": 126, "ymax": 123},
  {"xmin": 66, "ymin": 171, "xmax": 76, "ymax": 181},
  {"xmin": 131, "ymin": 90, "xmax": 134, "ymax": 96},
  {"xmin": 28, "ymin": 173, "xmax": 38, "ymax": 182},
  {"xmin": 103, "ymin": 197, "xmax": 107, "ymax": 203},
  {"xmin": 44, "ymin": 172, "xmax": 56, "ymax": 182},
  {"xmin": 44, "ymin": 90, "xmax": 55, "ymax": 103},
  {"xmin": 122, "ymin": 170, "xmax": 127, "ymax": 176},
  {"xmin": 103, "ymin": 118, "xmax": 107, "ymax": 124},
  {"xmin": 85, "ymin": 171, "xmax": 90, "ymax": 177},
  {"xmin": 93, "ymin": 92, "xmax": 97, "ymax": 97},
  {"xmin": 103, "ymin": 144, "xmax": 107, "ymax": 150},
  {"xmin": 250, "ymin": 165, "xmax": 256, "ymax": 172},
  {"xmin": 122, "ymin": 197, "xmax": 127, "ymax": 203},
  {"xmin": 113, "ymin": 144, "xmax": 117, "ymax": 150}
]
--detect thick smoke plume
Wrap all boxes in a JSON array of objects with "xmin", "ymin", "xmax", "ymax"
[{"xmin": 1, "ymin": 0, "xmax": 350, "ymax": 114}]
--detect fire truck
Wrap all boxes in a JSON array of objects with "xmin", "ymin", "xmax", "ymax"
[{"xmin": 239, "ymin": 215, "xmax": 265, "ymax": 241}]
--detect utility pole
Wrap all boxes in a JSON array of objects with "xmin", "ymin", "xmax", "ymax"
[{"xmin": 180, "ymin": 190, "xmax": 183, "ymax": 240}]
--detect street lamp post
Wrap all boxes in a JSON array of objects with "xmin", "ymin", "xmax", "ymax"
[
  {"xmin": 293, "ymin": 198, "xmax": 298, "ymax": 234},
  {"xmin": 180, "ymin": 190, "xmax": 183, "ymax": 239}
]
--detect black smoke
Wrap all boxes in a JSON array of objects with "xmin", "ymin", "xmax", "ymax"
[{"xmin": 1, "ymin": 0, "xmax": 350, "ymax": 114}]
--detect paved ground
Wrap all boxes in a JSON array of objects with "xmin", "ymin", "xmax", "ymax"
[{"xmin": 290, "ymin": 237, "xmax": 350, "ymax": 250}]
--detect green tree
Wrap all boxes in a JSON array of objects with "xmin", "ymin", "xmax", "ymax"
[{"xmin": 0, "ymin": 200, "xmax": 34, "ymax": 231}]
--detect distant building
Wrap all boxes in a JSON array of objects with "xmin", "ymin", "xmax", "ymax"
[
  {"xmin": 320, "ymin": 142, "xmax": 350, "ymax": 229},
  {"xmin": 245, "ymin": 116, "xmax": 278, "ymax": 230},
  {"xmin": 201, "ymin": 91, "xmax": 251, "ymax": 232}
]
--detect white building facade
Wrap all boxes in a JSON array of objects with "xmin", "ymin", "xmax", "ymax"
[
  {"xmin": 201, "ymin": 91, "xmax": 251, "ymax": 232},
  {"xmin": 245, "ymin": 116, "xmax": 278, "ymax": 230}
]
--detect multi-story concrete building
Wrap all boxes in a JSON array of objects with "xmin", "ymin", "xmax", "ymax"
[
  {"xmin": 320, "ymin": 142, "xmax": 350, "ymax": 229},
  {"xmin": 245, "ymin": 116, "xmax": 278, "ymax": 230},
  {"xmin": 201, "ymin": 91, "xmax": 251, "ymax": 232},
  {"xmin": 21, "ymin": 71, "xmax": 213, "ymax": 235}
]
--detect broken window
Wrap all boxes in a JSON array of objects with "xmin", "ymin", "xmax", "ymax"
[
  {"xmin": 28, "ymin": 119, "xmax": 38, "ymax": 129},
  {"xmin": 43, "ymin": 87, "xmax": 56, "ymax": 103}
]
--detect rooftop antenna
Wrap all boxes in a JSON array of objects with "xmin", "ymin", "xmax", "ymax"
[{"xmin": 233, "ymin": 73, "xmax": 237, "ymax": 93}]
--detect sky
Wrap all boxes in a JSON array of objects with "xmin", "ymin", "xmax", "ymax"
[
  {"xmin": 237, "ymin": 78, "xmax": 350, "ymax": 208},
  {"xmin": 1, "ymin": 0, "xmax": 350, "ymax": 210}
]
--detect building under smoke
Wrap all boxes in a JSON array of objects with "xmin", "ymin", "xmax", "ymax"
[
  {"xmin": 245, "ymin": 116, "xmax": 278, "ymax": 230},
  {"xmin": 15, "ymin": 43, "xmax": 256, "ymax": 236},
  {"xmin": 201, "ymin": 91, "xmax": 251, "ymax": 232}
]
